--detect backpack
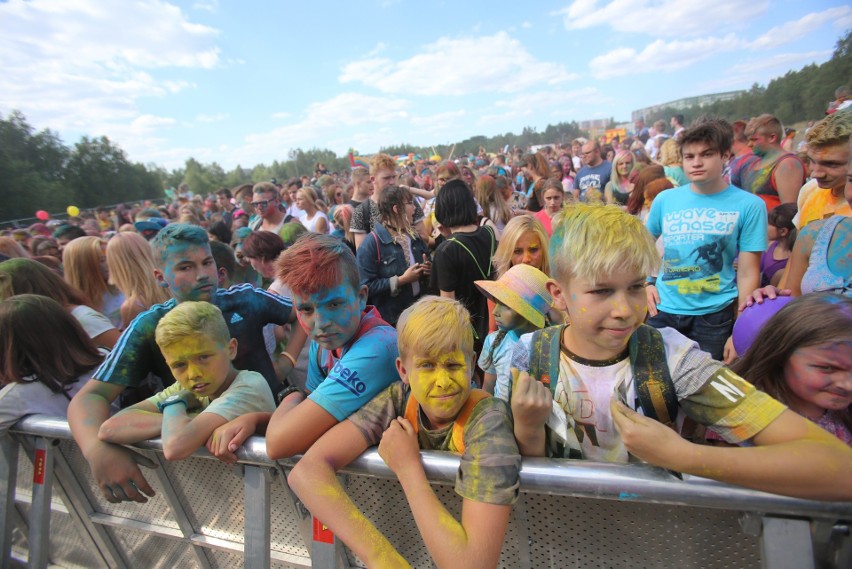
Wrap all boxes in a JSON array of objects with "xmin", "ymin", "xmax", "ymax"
[
  {"xmin": 526, "ymin": 323, "xmax": 679, "ymax": 458},
  {"xmin": 403, "ymin": 388, "xmax": 491, "ymax": 454}
]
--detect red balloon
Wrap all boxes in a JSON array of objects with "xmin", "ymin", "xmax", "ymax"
[{"xmin": 35, "ymin": 210, "xmax": 49, "ymax": 221}]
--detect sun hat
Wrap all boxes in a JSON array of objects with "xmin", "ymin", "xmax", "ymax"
[{"xmin": 475, "ymin": 264, "xmax": 552, "ymax": 328}]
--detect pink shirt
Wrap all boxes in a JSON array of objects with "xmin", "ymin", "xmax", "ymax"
[{"xmin": 534, "ymin": 209, "xmax": 554, "ymax": 236}]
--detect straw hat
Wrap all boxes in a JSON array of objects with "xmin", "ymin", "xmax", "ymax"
[{"xmin": 475, "ymin": 264, "xmax": 552, "ymax": 328}]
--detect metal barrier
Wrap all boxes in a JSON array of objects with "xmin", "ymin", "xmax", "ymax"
[{"xmin": 2, "ymin": 416, "xmax": 850, "ymax": 568}]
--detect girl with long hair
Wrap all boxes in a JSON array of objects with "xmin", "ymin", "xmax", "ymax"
[
  {"xmin": 520, "ymin": 151, "xmax": 550, "ymax": 212},
  {"xmin": 296, "ymin": 186, "xmax": 330, "ymax": 234},
  {"xmin": 732, "ymin": 293, "xmax": 851, "ymax": 445},
  {"xmin": 0, "ymin": 294, "xmax": 107, "ymax": 431},
  {"xmin": 63, "ymin": 236, "xmax": 124, "ymax": 327},
  {"xmin": 473, "ymin": 175, "xmax": 512, "ymax": 237},
  {"xmin": 106, "ymin": 232, "xmax": 171, "ymax": 328},
  {"xmin": 0, "ymin": 258, "xmax": 120, "ymax": 349},
  {"xmin": 357, "ymin": 185, "xmax": 431, "ymax": 327},
  {"xmin": 604, "ymin": 151, "xmax": 636, "ymax": 206}
]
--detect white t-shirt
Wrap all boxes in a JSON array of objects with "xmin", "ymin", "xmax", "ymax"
[
  {"xmin": 0, "ymin": 348, "xmax": 115, "ymax": 432},
  {"xmin": 71, "ymin": 305, "xmax": 116, "ymax": 342},
  {"xmin": 512, "ymin": 327, "xmax": 786, "ymax": 463},
  {"xmin": 147, "ymin": 370, "xmax": 276, "ymax": 422}
]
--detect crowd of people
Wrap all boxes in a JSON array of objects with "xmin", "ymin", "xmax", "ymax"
[{"xmin": 1, "ymin": 102, "xmax": 851, "ymax": 567}]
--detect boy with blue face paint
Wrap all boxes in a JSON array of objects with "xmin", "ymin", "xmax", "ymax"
[
  {"xmin": 207, "ymin": 233, "xmax": 400, "ymax": 462},
  {"xmin": 68, "ymin": 224, "xmax": 306, "ymax": 504}
]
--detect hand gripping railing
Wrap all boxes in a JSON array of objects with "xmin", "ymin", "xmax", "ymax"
[{"xmin": 2, "ymin": 415, "xmax": 851, "ymax": 568}]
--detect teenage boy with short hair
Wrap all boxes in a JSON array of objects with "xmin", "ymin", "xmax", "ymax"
[
  {"xmin": 97, "ymin": 302, "xmax": 276, "ymax": 462},
  {"xmin": 351, "ymin": 153, "xmax": 427, "ymax": 249},
  {"xmin": 645, "ymin": 118, "xmax": 766, "ymax": 363},
  {"xmin": 510, "ymin": 203, "xmax": 852, "ymax": 501},
  {"xmin": 289, "ymin": 296, "xmax": 521, "ymax": 568},
  {"xmin": 206, "ymin": 233, "xmax": 400, "ymax": 462},
  {"xmin": 68, "ymin": 223, "xmax": 304, "ymax": 504}
]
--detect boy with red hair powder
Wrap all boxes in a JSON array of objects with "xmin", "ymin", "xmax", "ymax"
[{"xmin": 207, "ymin": 233, "xmax": 400, "ymax": 461}]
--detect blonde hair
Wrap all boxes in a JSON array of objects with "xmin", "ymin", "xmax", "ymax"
[
  {"xmin": 155, "ymin": 301, "xmax": 230, "ymax": 351},
  {"xmin": 62, "ymin": 236, "xmax": 111, "ymax": 311},
  {"xmin": 397, "ymin": 296, "xmax": 473, "ymax": 360},
  {"xmin": 550, "ymin": 203, "xmax": 659, "ymax": 284},
  {"xmin": 106, "ymin": 233, "xmax": 170, "ymax": 309},
  {"xmin": 805, "ymin": 112, "xmax": 852, "ymax": 149},
  {"xmin": 492, "ymin": 215, "xmax": 551, "ymax": 277},
  {"xmin": 658, "ymin": 138, "xmax": 681, "ymax": 167}
]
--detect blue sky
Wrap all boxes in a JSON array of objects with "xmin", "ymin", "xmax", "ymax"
[{"xmin": 1, "ymin": 0, "xmax": 849, "ymax": 170}]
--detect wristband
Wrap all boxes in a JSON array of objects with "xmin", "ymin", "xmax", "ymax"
[
  {"xmin": 157, "ymin": 393, "xmax": 190, "ymax": 413},
  {"xmin": 279, "ymin": 385, "xmax": 305, "ymax": 401},
  {"xmin": 279, "ymin": 351, "xmax": 297, "ymax": 368}
]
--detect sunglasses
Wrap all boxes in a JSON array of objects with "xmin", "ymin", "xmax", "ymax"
[{"xmin": 251, "ymin": 199, "xmax": 275, "ymax": 209}]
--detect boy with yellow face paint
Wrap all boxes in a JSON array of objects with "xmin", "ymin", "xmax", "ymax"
[
  {"xmin": 97, "ymin": 302, "xmax": 276, "ymax": 463},
  {"xmin": 288, "ymin": 296, "xmax": 521, "ymax": 569}
]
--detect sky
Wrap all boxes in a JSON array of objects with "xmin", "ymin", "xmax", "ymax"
[{"xmin": 1, "ymin": 0, "xmax": 850, "ymax": 171}]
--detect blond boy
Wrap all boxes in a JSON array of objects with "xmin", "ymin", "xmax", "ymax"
[
  {"xmin": 288, "ymin": 297, "xmax": 521, "ymax": 568},
  {"xmin": 98, "ymin": 302, "xmax": 275, "ymax": 462},
  {"xmin": 511, "ymin": 203, "xmax": 852, "ymax": 501}
]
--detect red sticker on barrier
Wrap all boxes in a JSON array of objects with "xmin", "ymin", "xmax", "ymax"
[
  {"xmin": 313, "ymin": 516, "xmax": 335, "ymax": 544},
  {"xmin": 33, "ymin": 449, "xmax": 46, "ymax": 485}
]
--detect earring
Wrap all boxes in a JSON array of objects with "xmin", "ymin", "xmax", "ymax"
[{"xmin": 160, "ymin": 281, "xmax": 169, "ymax": 288}]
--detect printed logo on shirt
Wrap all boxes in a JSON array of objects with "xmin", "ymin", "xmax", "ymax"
[
  {"xmin": 230, "ymin": 313, "xmax": 244, "ymax": 324},
  {"xmin": 328, "ymin": 359, "xmax": 367, "ymax": 395},
  {"xmin": 662, "ymin": 208, "xmax": 740, "ymax": 244}
]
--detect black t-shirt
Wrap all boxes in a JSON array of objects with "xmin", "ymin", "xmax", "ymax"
[{"xmin": 430, "ymin": 226, "xmax": 496, "ymax": 352}]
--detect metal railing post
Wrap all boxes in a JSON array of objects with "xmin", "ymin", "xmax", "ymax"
[
  {"xmin": 27, "ymin": 437, "xmax": 55, "ymax": 569},
  {"xmin": 310, "ymin": 516, "xmax": 345, "ymax": 569},
  {"xmin": 761, "ymin": 516, "xmax": 815, "ymax": 569},
  {"xmin": 0, "ymin": 435, "xmax": 20, "ymax": 568},
  {"xmin": 244, "ymin": 464, "xmax": 273, "ymax": 569}
]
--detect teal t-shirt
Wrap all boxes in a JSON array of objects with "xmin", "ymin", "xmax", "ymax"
[{"xmin": 646, "ymin": 184, "xmax": 767, "ymax": 315}]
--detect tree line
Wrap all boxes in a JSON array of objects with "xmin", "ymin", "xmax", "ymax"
[{"xmin": 2, "ymin": 31, "xmax": 849, "ymax": 223}]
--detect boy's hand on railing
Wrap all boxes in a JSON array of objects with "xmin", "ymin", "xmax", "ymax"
[
  {"xmin": 206, "ymin": 414, "xmax": 259, "ymax": 464},
  {"xmin": 511, "ymin": 372, "xmax": 552, "ymax": 430},
  {"xmin": 378, "ymin": 417, "xmax": 421, "ymax": 477},
  {"xmin": 90, "ymin": 442, "xmax": 157, "ymax": 503},
  {"xmin": 610, "ymin": 399, "xmax": 687, "ymax": 471}
]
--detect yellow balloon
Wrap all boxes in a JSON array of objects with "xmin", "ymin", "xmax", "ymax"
[{"xmin": 66, "ymin": 205, "xmax": 80, "ymax": 217}]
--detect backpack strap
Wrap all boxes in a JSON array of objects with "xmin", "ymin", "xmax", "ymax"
[
  {"xmin": 404, "ymin": 388, "xmax": 491, "ymax": 454},
  {"xmin": 628, "ymin": 324, "xmax": 678, "ymax": 429},
  {"xmin": 527, "ymin": 325, "xmax": 565, "ymax": 397}
]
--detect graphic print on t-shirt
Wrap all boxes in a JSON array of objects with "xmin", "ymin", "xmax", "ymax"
[{"xmin": 660, "ymin": 207, "xmax": 738, "ymax": 295}]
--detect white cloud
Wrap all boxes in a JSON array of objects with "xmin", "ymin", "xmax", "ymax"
[
  {"xmin": 0, "ymin": 0, "xmax": 220, "ymax": 149},
  {"xmin": 555, "ymin": 0, "xmax": 768, "ymax": 37},
  {"xmin": 196, "ymin": 112, "xmax": 228, "ymax": 123},
  {"xmin": 130, "ymin": 114, "xmax": 176, "ymax": 133},
  {"xmin": 589, "ymin": 34, "xmax": 745, "ymax": 79},
  {"xmin": 730, "ymin": 50, "xmax": 834, "ymax": 76},
  {"xmin": 193, "ymin": 0, "xmax": 219, "ymax": 11},
  {"xmin": 521, "ymin": 21, "xmax": 532, "ymax": 29},
  {"xmin": 751, "ymin": 6, "xmax": 852, "ymax": 50},
  {"xmin": 340, "ymin": 32, "xmax": 576, "ymax": 96},
  {"xmin": 232, "ymin": 92, "xmax": 411, "ymax": 164}
]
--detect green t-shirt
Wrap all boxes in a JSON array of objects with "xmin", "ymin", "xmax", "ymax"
[{"xmin": 348, "ymin": 381, "xmax": 521, "ymax": 506}]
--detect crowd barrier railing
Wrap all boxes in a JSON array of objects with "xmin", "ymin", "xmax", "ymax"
[{"xmin": 2, "ymin": 415, "xmax": 850, "ymax": 568}]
